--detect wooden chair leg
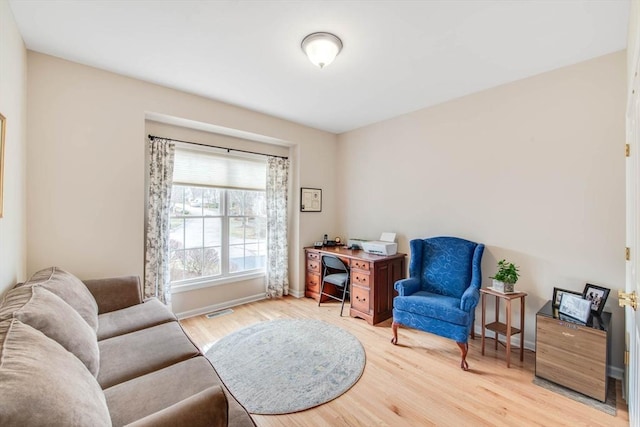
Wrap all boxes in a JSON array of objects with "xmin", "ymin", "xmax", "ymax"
[
  {"xmin": 470, "ymin": 316, "xmax": 475, "ymax": 339},
  {"xmin": 457, "ymin": 342, "xmax": 469, "ymax": 371},
  {"xmin": 391, "ymin": 321, "xmax": 399, "ymax": 344}
]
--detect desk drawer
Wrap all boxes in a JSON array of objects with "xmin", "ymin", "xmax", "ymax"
[
  {"xmin": 352, "ymin": 285, "xmax": 370, "ymax": 313},
  {"xmin": 306, "ymin": 273, "xmax": 320, "ymax": 293},
  {"xmin": 351, "ymin": 260, "xmax": 370, "ymax": 271},
  {"xmin": 352, "ymin": 271, "xmax": 370, "ymax": 287},
  {"xmin": 306, "ymin": 260, "xmax": 320, "ymax": 274},
  {"xmin": 307, "ymin": 251, "xmax": 320, "ymax": 262}
]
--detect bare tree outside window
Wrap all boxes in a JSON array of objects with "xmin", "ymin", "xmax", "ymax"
[{"xmin": 169, "ymin": 185, "xmax": 266, "ymax": 283}]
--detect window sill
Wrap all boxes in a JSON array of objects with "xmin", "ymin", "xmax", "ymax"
[{"xmin": 170, "ymin": 271, "xmax": 265, "ymax": 294}]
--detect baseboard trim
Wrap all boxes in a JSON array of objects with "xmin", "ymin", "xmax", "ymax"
[
  {"xmin": 608, "ymin": 366, "xmax": 624, "ymax": 380},
  {"xmin": 175, "ymin": 293, "xmax": 266, "ymax": 320},
  {"xmin": 288, "ymin": 288, "xmax": 304, "ymax": 298}
]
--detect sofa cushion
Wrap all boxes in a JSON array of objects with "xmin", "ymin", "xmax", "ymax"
[
  {"xmin": 98, "ymin": 322, "xmax": 200, "ymax": 389},
  {"xmin": 0, "ymin": 285, "xmax": 100, "ymax": 376},
  {"xmin": 104, "ymin": 357, "xmax": 228, "ymax": 426},
  {"xmin": 126, "ymin": 386, "xmax": 228, "ymax": 427},
  {"xmin": 21, "ymin": 267, "xmax": 99, "ymax": 332},
  {"xmin": 97, "ymin": 298, "xmax": 176, "ymax": 341},
  {"xmin": 0, "ymin": 319, "xmax": 111, "ymax": 426},
  {"xmin": 83, "ymin": 276, "xmax": 143, "ymax": 314}
]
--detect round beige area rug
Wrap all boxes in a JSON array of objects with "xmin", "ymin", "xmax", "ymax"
[{"xmin": 205, "ymin": 318, "xmax": 366, "ymax": 414}]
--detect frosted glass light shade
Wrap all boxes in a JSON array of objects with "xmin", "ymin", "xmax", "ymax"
[{"xmin": 301, "ymin": 32, "xmax": 343, "ymax": 69}]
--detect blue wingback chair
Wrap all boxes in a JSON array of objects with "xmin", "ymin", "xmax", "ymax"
[{"xmin": 391, "ymin": 236, "xmax": 484, "ymax": 370}]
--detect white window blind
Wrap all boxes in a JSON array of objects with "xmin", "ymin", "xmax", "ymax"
[{"xmin": 173, "ymin": 145, "xmax": 266, "ymax": 190}]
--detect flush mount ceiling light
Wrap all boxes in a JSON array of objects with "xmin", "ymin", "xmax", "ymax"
[{"xmin": 301, "ymin": 32, "xmax": 343, "ymax": 69}]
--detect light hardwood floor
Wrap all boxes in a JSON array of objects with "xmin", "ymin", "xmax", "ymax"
[{"xmin": 180, "ymin": 297, "xmax": 628, "ymax": 427}]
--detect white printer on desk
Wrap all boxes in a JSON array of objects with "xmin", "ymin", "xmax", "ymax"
[{"xmin": 362, "ymin": 232, "xmax": 398, "ymax": 256}]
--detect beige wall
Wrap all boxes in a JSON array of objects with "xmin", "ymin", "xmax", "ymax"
[
  {"xmin": 0, "ymin": 1, "xmax": 28, "ymax": 295},
  {"xmin": 26, "ymin": 52, "xmax": 338, "ymax": 314},
  {"xmin": 337, "ymin": 51, "xmax": 627, "ymax": 372}
]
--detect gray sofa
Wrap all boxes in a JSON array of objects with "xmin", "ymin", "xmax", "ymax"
[{"xmin": 0, "ymin": 267, "xmax": 255, "ymax": 427}]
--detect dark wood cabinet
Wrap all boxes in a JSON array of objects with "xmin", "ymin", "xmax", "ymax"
[{"xmin": 304, "ymin": 246, "xmax": 406, "ymax": 325}]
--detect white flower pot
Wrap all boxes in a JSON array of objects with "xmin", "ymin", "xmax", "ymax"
[{"xmin": 493, "ymin": 279, "xmax": 514, "ymax": 293}]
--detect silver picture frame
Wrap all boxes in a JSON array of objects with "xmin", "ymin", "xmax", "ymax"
[{"xmin": 558, "ymin": 293, "xmax": 591, "ymax": 323}]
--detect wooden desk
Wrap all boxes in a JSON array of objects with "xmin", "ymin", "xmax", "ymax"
[
  {"xmin": 480, "ymin": 287, "xmax": 527, "ymax": 368},
  {"xmin": 304, "ymin": 246, "xmax": 406, "ymax": 325}
]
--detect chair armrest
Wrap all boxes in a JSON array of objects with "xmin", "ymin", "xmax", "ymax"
[
  {"xmin": 125, "ymin": 386, "xmax": 228, "ymax": 427},
  {"xmin": 82, "ymin": 276, "xmax": 143, "ymax": 314},
  {"xmin": 460, "ymin": 286, "xmax": 480, "ymax": 312},
  {"xmin": 394, "ymin": 278, "xmax": 421, "ymax": 296},
  {"xmin": 470, "ymin": 243, "xmax": 485, "ymax": 289},
  {"xmin": 460, "ymin": 243, "xmax": 484, "ymax": 312}
]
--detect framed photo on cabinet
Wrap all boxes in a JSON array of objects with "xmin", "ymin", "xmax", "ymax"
[
  {"xmin": 552, "ymin": 287, "xmax": 582, "ymax": 308},
  {"xmin": 582, "ymin": 283, "xmax": 610, "ymax": 316},
  {"xmin": 558, "ymin": 293, "xmax": 591, "ymax": 323}
]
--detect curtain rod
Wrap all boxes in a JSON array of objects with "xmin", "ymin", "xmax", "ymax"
[{"xmin": 147, "ymin": 134, "xmax": 288, "ymax": 160}]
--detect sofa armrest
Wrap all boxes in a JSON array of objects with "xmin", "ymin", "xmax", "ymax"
[
  {"xmin": 82, "ymin": 276, "xmax": 143, "ymax": 314},
  {"xmin": 125, "ymin": 386, "xmax": 228, "ymax": 427},
  {"xmin": 394, "ymin": 278, "xmax": 421, "ymax": 296}
]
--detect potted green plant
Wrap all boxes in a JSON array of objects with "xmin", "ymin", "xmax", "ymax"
[{"xmin": 490, "ymin": 259, "xmax": 520, "ymax": 293}]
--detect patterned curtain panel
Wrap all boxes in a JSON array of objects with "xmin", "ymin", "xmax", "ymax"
[
  {"xmin": 144, "ymin": 137, "xmax": 175, "ymax": 306},
  {"xmin": 266, "ymin": 157, "xmax": 290, "ymax": 298}
]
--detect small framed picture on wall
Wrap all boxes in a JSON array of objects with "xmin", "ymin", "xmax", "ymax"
[{"xmin": 300, "ymin": 188, "xmax": 322, "ymax": 212}]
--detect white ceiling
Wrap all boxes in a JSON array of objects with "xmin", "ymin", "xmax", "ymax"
[{"xmin": 8, "ymin": 0, "xmax": 630, "ymax": 134}]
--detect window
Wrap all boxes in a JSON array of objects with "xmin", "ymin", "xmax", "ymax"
[{"xmin": 169, "ymin": 146, "xmax": 267, "ymax": 285}]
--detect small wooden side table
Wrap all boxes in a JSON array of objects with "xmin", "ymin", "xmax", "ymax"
[{"xmin": 480, "ymin": 287, "xmax": 527, "ymax": 368}]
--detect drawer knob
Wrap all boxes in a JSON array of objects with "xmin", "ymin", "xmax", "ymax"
[{"xmin": 561, "ymin": 332, "xmax": 575, "ymax": 337}]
